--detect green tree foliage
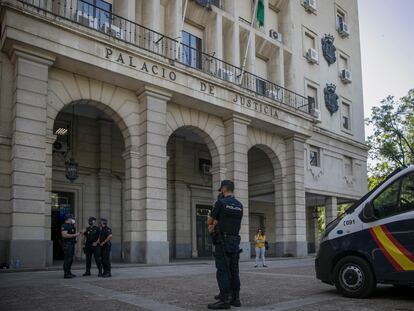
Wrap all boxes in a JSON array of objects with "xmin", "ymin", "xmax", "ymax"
[{"xmin": 366, "ymin": 89, "xmax": 414, "ymax": 179}]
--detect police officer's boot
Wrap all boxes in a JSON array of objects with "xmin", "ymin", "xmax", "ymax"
[
  {"xmin": 230, "ymin": 291, "xmax": 241, "ymax": 307},
  {"xmin": 207, "ymin": 292, "xmax": 230, "ymax": 310},
  {"xmin": 214, "ymin": 292, "xmax": 224, "ymax": 300}
]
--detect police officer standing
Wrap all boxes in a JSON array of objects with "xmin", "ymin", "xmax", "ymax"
[
  {"xmin": 83, "ymin": 216, "xmax": 103, "ymax": 276},
  {"xmin": 207, "ymin": 180, "xmax": 243, "ymax": 309},
  {"xmin": 99, "ymin": 218, "xmax": 113, "ymax": 278},
  {"xmin": 61, "ymin": 214, "xmax": 81, "ymax": 279}
]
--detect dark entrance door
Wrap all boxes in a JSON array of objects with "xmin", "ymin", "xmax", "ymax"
[
  {"xmin": 51, "ymin": 192, "xmax": 75, "ymax": 260},
  {"xmin": 196, "ymin": 205, "xmax": 213, "ymax": 258}
]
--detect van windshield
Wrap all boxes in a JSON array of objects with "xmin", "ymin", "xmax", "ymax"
[{"xmin": 343, "ymin": 167, "xmax": 404, "ymax": 215}]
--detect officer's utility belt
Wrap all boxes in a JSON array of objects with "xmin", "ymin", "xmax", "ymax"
[{"xmin": 222, "ymin": 233, "xmax": 240, "ymax": 240}]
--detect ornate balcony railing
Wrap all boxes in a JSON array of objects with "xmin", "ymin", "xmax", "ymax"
[{"xmin": 16, "ymin": 0, "xmax": 313, "ymax": 116}]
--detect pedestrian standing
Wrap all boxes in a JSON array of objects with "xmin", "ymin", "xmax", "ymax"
[
  {"xmin": 99, "ymin": 218, "xmax": 113, "ymax": 278},
  {"xmin": 254, "ymin": 229, "xmax": 267, "ymax": 268},
  {"xmin": 83, "ymin": 216, "xmax": 103, "ymax": 276},
  {"xmin": 207, "ymin": 180, "xmax": 243, "ymax": 309},
  {"xmin": 61, "ymin": 214, "xmax": 81, "ymax": 279}
]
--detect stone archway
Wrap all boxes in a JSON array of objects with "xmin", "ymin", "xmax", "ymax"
[
  {"xmin": 247, "ymin": 128, "xmax": 286, "ymax": 257},
  {"xmin": 167, "ymin": 103, "xmax": 226, "ymax": 189},
  {"xmin": 46, "ymin": 69, "xmax": 142, "ymax": 262},
  {"xmin": 166, "ymin": 104, "xmax": 225, "ymax": 259}
]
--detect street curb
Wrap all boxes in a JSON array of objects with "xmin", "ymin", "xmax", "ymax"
[{"xmin": 0, "ymin": 256, "xmax": 314, "ymax": 273}]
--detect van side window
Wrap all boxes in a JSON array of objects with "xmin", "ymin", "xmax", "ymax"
[
  {"xmin": 372, "ymin": 179, "xmax": 401, "ymax": 219},
  {"xmin": 372, "ymin": 173, "xmax": 414, "ymax": 220},
  {"xmin": 400, "ymin": 173, "xmax": 414, "ymax": 212}
]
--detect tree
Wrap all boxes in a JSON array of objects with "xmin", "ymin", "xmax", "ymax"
[{"xmin": 366, "ymin": 89, "xmax": 414, "ymax": 179}]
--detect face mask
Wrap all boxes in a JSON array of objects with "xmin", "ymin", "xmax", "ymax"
[{"xmin": 217, "ymin": 192, "xmax": 224, "ymax": 200}]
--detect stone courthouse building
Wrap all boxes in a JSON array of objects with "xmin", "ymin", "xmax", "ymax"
[{"xmin": 0, "ymin": 0, "xmax": 367, "ymax": 267}]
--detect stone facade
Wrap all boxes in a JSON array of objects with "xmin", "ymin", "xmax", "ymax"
[{"xmin": 0, "ymin": 0, "xmax": 367, "ymax": 267}]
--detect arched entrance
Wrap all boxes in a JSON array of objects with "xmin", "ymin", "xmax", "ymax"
[
  {"xmin": 50, "ymin": 102, "xmax": 126, "ymax": 262},
  {"xmin": 166, "ymin": 126, "xmax": 219, "ymax": 259},
  {"xmin": 248, "ymin": 145, "xmax": 282, "ymax": 257}
]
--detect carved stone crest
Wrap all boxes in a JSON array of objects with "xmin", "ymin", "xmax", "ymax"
[
  {"xmin": 324, "ymin": 83, "xmax": 339, "ymax": 115},
  {"xmin": 321, "ymin": 34, "xmax": 336, "ymax": 65}
]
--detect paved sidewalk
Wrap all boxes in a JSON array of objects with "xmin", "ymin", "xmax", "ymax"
[{"xmin": 0, "ymin": 258, "xmax": 413, "ymax": 311}]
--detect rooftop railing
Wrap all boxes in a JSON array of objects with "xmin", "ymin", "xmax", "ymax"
[{"xmin": 17, "ymin": 0, "xmax": 313, "ymax": 116}]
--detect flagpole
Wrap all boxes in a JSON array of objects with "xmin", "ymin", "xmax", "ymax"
[
  {"xmin": 176, "ymin": 0, "xmax": 189, "ymax": 60},
  {"xmin": 239, "ymin": 0, "xmax": 259, "ymax": 86}
]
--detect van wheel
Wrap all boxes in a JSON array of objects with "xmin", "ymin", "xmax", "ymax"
[{"xmin": 333, "ymin": 256, "xmax": 376, "ymax": 298}]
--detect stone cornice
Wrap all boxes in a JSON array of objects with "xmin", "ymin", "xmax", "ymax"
[
  {"xmin": 8, "ymin": 43, "xmax": 55, "ymax": 66},
  {"xmin": 136, "ymin": 86, "xmax": 173, "ymax": 102}
]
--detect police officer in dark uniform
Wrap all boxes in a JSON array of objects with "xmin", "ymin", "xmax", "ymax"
[
  {"xmin": 207, "ymin": 180, "xmax": 243, "ymax": 309},
  {"xmin": 83, "ymin": 216, "xmax": 103, "ymax": 276},
  {"xmin": 99, "ymin": 218, "xmax": 113, "ymax": 278},
  {"xmin": 61, "ymin": 214, "xmax": 81, "ymax": 279}
]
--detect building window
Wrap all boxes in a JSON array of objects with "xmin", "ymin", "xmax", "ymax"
[
  {"xmin": 339, "ymin": 54, "xmax": 349, "ymax": 71},
  {"xmin": 341, "ymin": 101, "xmax": 351, "ymax": 131},
  {"xmin": 344, "ymin": 156, "xmax": 353, "ymax": 176},
  {"xmin": 309, "ymin": 146, "xmax": 320, "ymax": 167},
  {"xmin": 335, "ymin": 6, "xmax": 349, "ymax": 37},
  {"xmin": 182, "ymin": 31, "xmax": 203, "ymax": 69},
  {"xmin": 306, "ymin": 83, "xmax": 319, "ymax": 110},
  {"xmin": 302, "ymin": 27, "xmax": 318, "ymax": 61},
  {"xmin": 77, "ymin": 0, "xmax": 112, "ymax": 31},
  {"xmin": 304, "ymin": 31, "xmax": 316, "ymax": 51},
  {"xmin": 255, "ymin": 56, "xmax": 268, "ymax": 96},
  {"xmin": 336, "ymin": 10, "xmax": 345, "ymax": 28},
  {"xmin": 210, "ymin": 0, "xmax": 221, "ymax": 8}
]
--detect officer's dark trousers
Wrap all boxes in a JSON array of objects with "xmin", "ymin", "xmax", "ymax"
[
  {"xmin": 85, "ymin": 244, "xmax": 102, "ymax": 273},
  {"xmin": 62, "ymin": 241, "xmax": 75, "ymax": 275},
  {"xmin": 214, "ymin": 235, "xmax": 241, "ymax": 298},
  {"xmin": 101, "ymin": 244, "xmax": 111, "ymax": 274}
]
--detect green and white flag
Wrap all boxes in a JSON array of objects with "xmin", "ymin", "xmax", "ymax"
[{"xmin": 257, "ymin": 0, "xmax": 264, "ymax": 27}]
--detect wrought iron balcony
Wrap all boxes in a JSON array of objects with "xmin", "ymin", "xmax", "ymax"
[{"xmin": 16, "ymin": 0, "xmax": 313, "ymax": 116}]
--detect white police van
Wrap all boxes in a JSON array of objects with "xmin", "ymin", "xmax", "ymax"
[{"xmin": 316, "ymin": 166, "xmax": 414, "ymax": 298}]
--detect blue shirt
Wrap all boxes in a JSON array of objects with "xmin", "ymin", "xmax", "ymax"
[{"xmin": 211, "ymin": 195, "xmax": 243, "ymax": 235}]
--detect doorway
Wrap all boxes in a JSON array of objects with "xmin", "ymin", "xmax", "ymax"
[
  {"xmin": 196, "ymin": 205, "xmax": 213, "ymax": 258},
  {"xmin": 51, "ymin": 192, "xmax": 75, "ymax": 260}
]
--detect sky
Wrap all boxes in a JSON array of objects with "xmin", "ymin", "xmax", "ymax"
[{"xmin": 358, "ymin": 0, "xmax": 414, "ymax": 138}]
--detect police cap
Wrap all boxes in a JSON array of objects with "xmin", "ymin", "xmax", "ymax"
[
  {"xmin": 88, "ymin": 216, "xmax": 96, "ymax": 222},
  {"xmin": 100, "ymin": 218, "xmax": 108, "ymax": 225},
  {"xmin": 218, "ymin": 180, "xmax": 234, "ymax": 192}
]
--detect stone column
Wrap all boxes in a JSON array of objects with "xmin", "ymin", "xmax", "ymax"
[
  {"xmin": 210, "ymin": 166, "xmax": 227, "ymax": 200},
  {"xmin": 142, "ymin": 0, "xmax": 161, "ymax": 32},
  {"xmin": 0, "ymin": 135, "xmax": 11, "ymax": 266},
  {"xmin": 98, "ymin": 119, "xmax": 112, "ymax": 220},
  {"xmin": 274, "ymin": 175, "xmax": 285, "ymax": 256},
  {"xmin": 172, "ymin": 136, "xmax": 191, "ymax": 258},
  {"xmin": 122, "ymin": 145, "xmax": 141, "ymax": 262},
  {"xmin": 135, "ymin": 86, "xmax": 171, "ymax": 264},
  {"xmin": 9, "ymin": 49, "xmax": 54, "ymax": 268},
  {"xmin": 209, "ymin": 14, "xmax": 223, "ymax": 60},
  {"xmin": 231, "ymin": 22, "xmax": 240, "ymax": 67},
  {"xmin": 164, "ymin": 0, "xmax": 180, "ymax": 39},
  {"xmin": 224, "ymin": 115, "xmax": 251, "ymax": 260},
  {"xmin": 44, "ymin": 133, "xmax": 56, "ymax": 266},
  {"xmin": 281, "ymin": 134, "xmax": 307, "ymax": 257},
  {"xmin": 325, "ymin": 196, "xmax": 338, "ymax": 224},
  {"xmin": 115, "ymin": 0, "xmax": 136, "ymax": 21}
]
